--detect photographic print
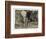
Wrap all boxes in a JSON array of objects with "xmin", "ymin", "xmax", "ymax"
[
  {"xmin": 11, "ymin": 5, "xmax": 42, "ymax": 34},
  {"xmin": 15, "ymin": 10, "xmax": 38, "ymax": 29},
  {"xmin": 5, "ymin": 1, "xmax": 45, "ymax": 38}
]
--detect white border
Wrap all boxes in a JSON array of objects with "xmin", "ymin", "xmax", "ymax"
[{"xmin": 11, "ymin": 5, "xmax": 42, "ymax": 34}]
